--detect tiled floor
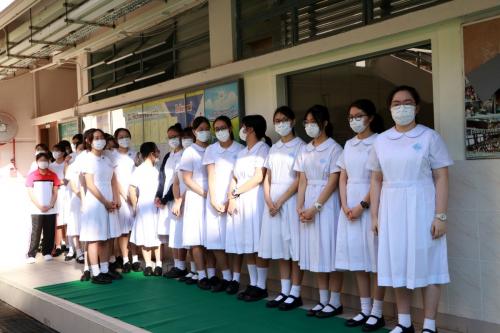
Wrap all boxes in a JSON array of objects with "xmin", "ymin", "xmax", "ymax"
[{"xmin": 0, "ymin": 299, "xmax": 58, "ymax": 333}]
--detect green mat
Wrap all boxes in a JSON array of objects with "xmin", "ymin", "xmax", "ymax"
[{"xmin": 37, "ymin": 273, "xmax": 387, "ymax": 333}]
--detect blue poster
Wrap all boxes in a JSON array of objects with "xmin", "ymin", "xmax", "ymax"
[
  {"xmin": 185, "ymin": 90, "xmax": 204, "ymax": 127},
  {"xmin": 204, "ymin": 82, "xmax": 240, "ymax": 121}
]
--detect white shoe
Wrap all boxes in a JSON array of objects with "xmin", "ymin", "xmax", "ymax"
[
  {"xmin": 44, "ymin": 254, "xmax": 53, "ymax": 261},
  {"xmin": 26, "ymin": 257, "xmax": 36, "ymax": 264}
]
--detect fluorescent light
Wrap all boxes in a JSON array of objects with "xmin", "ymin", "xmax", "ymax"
[
  {"xmin": 355, "ymin": 60, "xmax": 366, "ymax": 68},
  {"xmin": 0, "ymin": 0, "xmax": 15, "ymax": 12}
]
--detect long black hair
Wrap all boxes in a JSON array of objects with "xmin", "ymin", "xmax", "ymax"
[
  {"xmin": 304, "ymin": 104, "xmax": 333, "ymax": 138},
  {"xmin": 274, "ymin": 106, "xmax": 296, "ymax": 135},
  {"xmin": 140, "ymin": 142, "xmax": 158, "ymax": 160},
  {"xmin": 214, "ymin": 115, "xmax": 234, "ymax": 140},
  {"xmin": 349, "ymin": 99, "xmax": 384, "ymax": 134},
  {"xmin": 242, "ymin": 115, "xmax": 272, "ymax": 146}
]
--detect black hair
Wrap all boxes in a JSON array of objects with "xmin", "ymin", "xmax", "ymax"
[
  {"xmin": 59, "ymin": 140, "xmax": 72, "ymax": 154},
  {"xmin": 192, "ymin": 116, "xmax": 210, "ymax": 130},
  {"xmin": 72, "ymin": 134, "xmax": 83, "ymax": 142},
  {"xmin": 83, "ymin": 128, "xmax": 96, "ymax": 150},
  {"xmin": 75, "ymin": 142, "xmax": 85, "ymax": 151},
  {"xmin": 168, "ymin": 123, "xmax": 183, "ymax": 135},
  {"xmin": 53, "ymin": 143, "xmax": 68, "ymax": 158},
  {"xmin": 274, "ymin": 106, "xmax": 296, "ymax": 135},
  {"xmin": 114, "ymin": 128, "xmax": 131, "ymax": 139},
  {"xmin": 140, "ymin": 142, "xmax": 158, "ymax": 159},
  {"xmin": 88, "ymin": 129, "xmax": 105, "ymax": 145},
  {"xmin": 304, "ymin": 104, "xmax": 333, "ymax": 138},
  {"xmin": 349, "ymin": 99, "xmax": 385, "ymax": 134},
  {"xmin": 35, "ymin": 143, "xmax": 49, "ymax": 152},
  {"xmin": 182, "ymin": 126, "xmax": 195, "ymax": 140},
  {"xmin": 214, "ymin": 115, "xmax": 234, "ymax": 140},
  {"xmin": 242, "ymin": 115, "xmax": 272, "ymax": 146},
  {"xmin": 387, "ymin": 85, "xmax": 421, "ymax": 107},
  {"xmin": 35, "ymin": 152, "xmax": 50, "ymax": 161}
]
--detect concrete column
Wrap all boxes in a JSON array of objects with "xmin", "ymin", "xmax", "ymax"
[
  {"xmin": 76, "ymin": 52, "xmax": 89, "ymax": 106},
  {"xmin": 208, "ymin": 0, "xmax": 235, "ymax": 67}
]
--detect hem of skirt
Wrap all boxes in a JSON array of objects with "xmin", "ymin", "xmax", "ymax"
[
  {"xmin": 205, "ymin": 246, "xmax": 225, "ymax": 250},
  {"xmin": 378, "ymin": 275, "xmax": 450, "ymax": 289},
  {"xmin": 335, "ymin": 262, "xmax": 377, "ymax": 273},
  {"xmin": 258, "ymin": 253, "xmax": 297, "ymax": 261},
  {"xmin": 299, "ymin": 265, "xmax": 337, "ymax": 273}
]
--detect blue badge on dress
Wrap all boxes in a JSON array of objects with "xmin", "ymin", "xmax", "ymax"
[
  {"xmin": 288, "ymin": 152, "xmax": 295, "ymax": 158},
  {"xmin": 412, "ymin": 143, "xmax": 422, "ymax": 151},
  {"xmin": 320, "ymin": 158, "xmax": 326, "ymax": 164}
]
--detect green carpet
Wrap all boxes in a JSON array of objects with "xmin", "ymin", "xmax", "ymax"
[{"xmin": 37, "ymin": 273, "xmax": 387, "ymax": 333}]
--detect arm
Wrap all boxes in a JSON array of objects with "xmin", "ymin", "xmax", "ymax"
[
  {"xmin": 69, "ymin": 178, "xmax": 80, "ymax": 196},
  {"xmin": 301, "ymin": 172, "xmax": 340, "ymax": 222},
  {"xmin": 431, "ymin": 167, "xmax": 449, "ymax": 239},
  {"xmin": 171, "ymin": 174, "xmax": 183, "ymax": 217},
  {"xmin": 275, "ymin": 174, "xmax": 299, "ymax": 211},
  {"xmin": 129, "ymin": 185, "xmax": 138, "ymax": 216},
  {"xmin": 207, "ymin": 164, "xmax": 225, "ymax": 213},
  {"xmin": 27, "ymin": 188, "xmax": 47, "ymax": 212},
  {"xmin": 263, "ymin": 169, "xmax": 277, "ymax": 215},
  {"xmin": 111, "ymin": 172, "xmax": 121, "ymax": 209},
  {"xmin": 369, "ymin": 171, "xmax": 383, "ymax": 235},
  {"xmin": 84, "ymin": 173, "xmax": 114, "ymax": 211},
  {"xmin": 227, "ymin": 177, "xmax": 238, "ymax": 216},
  {"xmin": 50, "ymin": 185, "xmax": 58, "ymax": 209},
  {"xmin": 182, "ymin": 170, "xmax": 206, "ymax": 197},
  {"xmin": 233, "ymin": 167, "xmax": 266, "ymax": 195},
  {"xmin": 339, "ymin": 169, "xmax": 351, "ymax": 219}
]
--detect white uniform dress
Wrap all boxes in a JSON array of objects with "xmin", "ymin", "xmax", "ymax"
[
  {"xmin": 129, "ymin": 163, "xmax": 161, "ymax": 247},
  {"xmin": 367, "ymin": 125, "xmax": 453, "ymax": 289},
  {"xmin": 49, "ymin": 160, "xmax": 67, "ymax": 226},
  {"xmin": 203, "ymin": 141, "xmax": 243, "ymax": 250},
  {"xmin": 65, "ymin": 161, "xmax": 81, "ymax": 237},
  {"xmin": 226, "ymin": 141, "xmax": 270, "ymax": 254},
  {"xmin": 79, "ymin": 153, "xmax": 121, "ymax": 242},
  {"xmin": 179, "ymin": 143, "xmax": 208, "ymax": 247},
  {"xmin": 157, "ymin": 150, "xmax": 183, "ymax": 237},
  {"xmin": 258, "ymin": 137, "xmax": 304, "ymax": 261},
  {"xmin": 111, "ymin": 149, "xmax": 136, "ymax": 234},
  {"xmin": 293, "ymin": 138, "xmax": 343, "ymax": 272},
  {"xmin": 168, "ymin": 161, "xmax": 188, "ymax": 249},
  {"xmin": 335, "ymin": 134, "xmax": 378, "ymax": 272}
]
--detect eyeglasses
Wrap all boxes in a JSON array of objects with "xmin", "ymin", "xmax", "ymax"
[
  {"xmin": 348, "ymin": 115, "xmax": 368, "ymax": 122},
  {"xmin": 390, "ymin": 100, "xmax": 416, "ymax": 107},
  {"xmin": 302, "ymin": 120, "xmax": 317, "ymax": 126},
  {"xmin": 214, "ymin": 126, "xmax": 228, "ymax": 132},
  {"xmin": 273, "ymin": 117, "xmax": 289, "ymax": 124}
]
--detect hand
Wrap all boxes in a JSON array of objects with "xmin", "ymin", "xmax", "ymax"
[
  {"xmin": 271, "ymin": 199, "xmax": 283, "ymax": 217},
  {"xmin": 114, "ymin": 199, "xmax": 121, "ymax": 209},
  {"xmin": 131, "ymin": 207, "xmax": 137, "ymax": 217},
  {"xmin": 342, "ymin": 205, "xmax": 352, "ymax": 219},
  {"xmin": 202, "ymin": 191, "xmax": 207, "ymax": 198},
  {"xmin": 64, "ymin": 155, "xmax": 72, "ymax": 163},
  {"xmin": 211, "ymin": 200, "xmax": 226, "ymax": 214},
  {"xmin": 104, "ymin": 200, "xmax": 114, "ymax": 212},
  {"xmin": 154, "ymin": 197, "xmax": 162, "ymax": 208},
  {"xmin": 300, "ymin": 207, "xmax": 316, "ymax": 223},
  {"xmin": 349, "ymin": 204, "xmax": 364, "ymax": 221},
  {"xmin": 40, "ymin": 205, "xmax": 50, "ymax": 213},
  {"xmin": 371, "ymin": 216, "xmax": 379, "ymax": 236},
  {"xmin": 431, "ymin": 219, "xmax": 447, "ymax": 239},
  {"xmin": 227, "ymin": 198, "xmax": 238, "ymax": 216},
  {"xmin": 266, "ymin": 198, "xmax": 278, "ymax": 217},
  {"xmin": 172, "ymin": 201, "xmax": 182, "ymax": 217}
]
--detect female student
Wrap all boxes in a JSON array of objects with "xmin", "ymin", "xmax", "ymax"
[
  {"xmin": 226, "ymin": 115, "xmax": 271, "ymax": 300},
  {"xmin": 129, "ymin": 142, "xmax": 163, "ymax": 276},
  {"xmin": 335, "ymin": 99, "xmax": 386, "ymax": 331},
  {"xmin": 179, "ymin": 117, "xmax": 213, "ymax": 290},
  {"xmin": 368, "ymin": 86, "xmax": 452, "ymax": 333},
  {"xmin": 49, "ymin": 143, "xmax": 69, "ymax": 257},
  {"xmin": 258, "ymin": 106, "xmax": 305, "ymax": 310},
  {"xmin": 112, "ymin": 128, "xmax": 137, "ymax": 272},
  {"xmin": 29, "ymin": 143, "xmax": 50, "ymax": 174},
  {"xmin": 203, "ymin": 116, "xmax": 243, "ymax": 292},
  {"xmin": 79, "ymin": 129, "xmax": 122, "ymax": 284},
  {"xmin": 294, "ymin": 105, "xmax": 344, "ymax": 318}
]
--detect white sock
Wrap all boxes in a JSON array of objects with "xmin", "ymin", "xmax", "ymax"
[
  {"xmin": 284, "ymin": 285, "xmax": 301, "ymax": 304},
  {"xmin": 190, "ymin": 261, "xmax": 196, "ymax": 272},
  {"xmin": 56, "ymin": 245, "xmax": 61, "ymax": 249},
  {"xmin": 232, "ymin": 272, "xmax": 240, "ymax": 282},
  {"xmin": 156, "ymin": 260, "xmax": 162, "ymax": 268},
  {"xmin": 91, "ymin": 264, "xmax": 100, "ymax": 276},
  {"xmin": 67, "ymin": 247, "xmax": 74, "ymax": 256},
  {"xmin": 100, "ymin": 262, "xmax": 109, "ymax": 274},
  {"xmin": 191, "ymin": 273, "xmax": 199, "ymax": 280},
  {"xmin": 76, "ymin": 248, "xmax": 83, "ymax": 257},
  {"xmin": 352, "ymin": 297, "xmax": 372, "ymax": 321},
  {"xmin": 146, "ymin": 261, "xmax": 153, "ymax": 268},
  {"xmin": 281, "ymin": 279, "xmax": 291, "ymax": 295},
  {"xmin": 222, "ymin": 269, "xmax": 232, "ymax": 281},
  {"xmin": 321, "ymin": 292, "xmax": 341, "ymax": 313},
  {"xmin": 366, "ymin": 299, "xmax": 384, "ymax": 325},
  {"xmin": 109, "ymin": 255, "xmax": 116, "ymax": 263},
  {"xmin": 178, "ymin": 260, "xmax": 186, "ymax": 270},
  {"xmin": 395, "ymin": 314, "xmax": 412, "ymax": 330},
  {"xmin": 247, "ymin": 264, "xmax": 257, "ymax": 286},
  {"xmin": 174, "ymin": 259, "xmax": 179, "ymax": 268},
  {"xmin": 185, "ymin": 272, "xmax": 193, "ymax": 278},
  {"xmin": 123, "ymin": 256, "xmax": 129, "ymax": 264},
  {"xmin": 84, "ymin": 263, "xmax": 89, "ymax": 271},
  {"xmin": 197, "ymin": 270, "xmax": 207, "ymax": 279},
  {"xmin": 207, "ymin": 268, "xmax": 216, "ymax": 279},
  {"xmin": 312, "ymin": 289, "xmax": 329, "ymax": 311},
  {"xmin": 132, "ymin": 255, "xmax": 139, "ymax": 263},
  {"xmin": 257, "ymin": 267, "xmax": 268, "ymax": 289},
  {"xmin": 423, "ymin": 318, "xmax": 436, "ymax": 331}
]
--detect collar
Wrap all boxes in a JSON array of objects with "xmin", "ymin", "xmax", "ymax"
[
  {"xmin": 305, "ymin": 137, "xmax": 334, "ymax": 152},
  {"xmin": 351, "ymin": 133, "xmax": 377, "ymax": 146},
  {"xmin": 386, "ymin": 124, "xmax": 427, "ymax": 140},
  {"xmin": 274, "ymin": 137, "xmax": 302, "ymax": 149},
  {"xmin": 192, "ymin": 143, "xmax": 206, "ymax": 153},
  {"xmin": 247, "ymin": 141, "xmax": 265, "ymax": 154},
  {"xmin": 216, "ymin": 141, "xmax": 240, "ymax": 154}
]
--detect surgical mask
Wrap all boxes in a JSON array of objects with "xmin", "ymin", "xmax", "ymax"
[
  {"xmin": 305, "ymin": 123, "xmax": 320, "ymax": 138},
  {"xmin": 182, "ymin": 138, "xmax": 193, "ymax": 148},
  {"xmin": 391, "ymin": 105, "xmax": 416, "ymax": 126},
  {"xmin": 92, "ymin": 139, "xmax": 106, "ymax": 151},
  {"xmin": 196, "ymin": 130, "xmax": 211, "ymax": 143},
  {"xmin": 37, "ymin": 161, "xmax": 49, "ymax": 169},
  {"xmin": 118, "ymin": 138, "xmax": 131, "ymax": 148},
  {"xmin": 275, "ymin": 122, "xmax": 292, "ymax": 137},
  {"xmin": 52, "ymin": 151, "xmax": 63, "ymax": 160},
  {"xmin": 168, "ymin": 137, "xmax": 180, "ymax": 149},
  {"xmin": 216, "ymin": 129, "xmax": 230, "ymax": 143},
  {"xmin": 239, "ymin": 127, "xmax": 247, "ymax": 142},
  {"xmin": 349, "ymin": 118, "xmax": 368, "ymax": 134},
  {"xmin": 35, "ymin": 150, "xmax": 46, "ymax": 156}
]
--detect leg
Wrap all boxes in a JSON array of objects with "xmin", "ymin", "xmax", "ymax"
[
  {"xmin": 87, "ymin": 241, "xmax": 100, "ymax": 275},
  {"xmin": 98, "ymin": 240, "xmax": 111, "ymax": 273},
  {"xmin": 213, "ymin": 250, "xmax": 232, "ymax": 282},
  {"xmin": 421, "ymin": 284, "xmax": 441, "ymax": 332},
  {"xmin": 256, "ymin": 256, "xmax": 269, "ymax": 290},
  {"xmin": 393, "ymin": 287, "xmax": 413, "ymax": 330},
  {"xmin": 246, "ymin": 253, "xmax": 257, "ymax": 286},
  {"xmin": 307, "ymin": 272, "xmax": 330, "ymax": 314},
  {"xmin": 27, "ymin": 215, "xmax": 43, "ymax": 258},
  {"xmin": 280, "ymin": 260, "xmax": 304, "ymax": 309},
  {"xmin": 206, "ymin": 250, "xmax": 217, "ymax": 279},
  {"xmin": 192, "ymin": 245, "xmax": 206, "ymax": 276},
  {"xmin": 41, "ymin": 215, "xmax": 56, "ymax": 256},
  {"xmin": 347, "ymin": 272, "xmax": 372, "ymax": 324},
  {"xmin": 364, "ymin": 274, "xmax": 386, "ymax": 327},
  {"xmin": 317, "ymin": 272, "xmax": 343, "ymax": 316},
  {"xmin": 118, "ymin": 234, "xmax": 129, "ymax": 262}
]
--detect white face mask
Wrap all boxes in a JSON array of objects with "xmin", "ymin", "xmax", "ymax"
[
  {"xmin": 305, "ymin": 123, "xmax": 320, "ymax": 138},
  {"xmin": 196, "ymin": 130, "xmax": 211, "ymax": 143},
  {"xmin": 37, "ymin": 161, "xmax": 49, "ymax": 169},
  {"xmin": 216, "ymin": 129, "xmax": 231, "ymax": 143},
  {"xmin": 391, "ymin": 105, "xmax": 416, "ymax": 126},
  {"xmin": 349, "ymin": 118, "xmax": 368, "ymax": 134},
  {"xmin": 52, "ymin": 151, "xmax": 63, "ymax": 160},
  {"xmin": 118, "ymin": 138, "xmax": 130, "ymax": 148},
  {"xmin": 275, "ymin": 122, "xmax": 293, "ymax": 137},
  {"xmin": 182, "ymin": 138, "xmax": 194, "ymax": 148},
  {"xmin": 92, "ymin": 139, "xmax": 106, "ymax": 151},
  {"xmin": 168, "ymin": 137, "xmax": 180, "ymax": 149},
  {"xmin": 239, "ymin": 127, "xmax": 247, "ymax": 142},
  {"xmin": 35, "ymin": 150, "xmax": 46, "ymax": 157}
]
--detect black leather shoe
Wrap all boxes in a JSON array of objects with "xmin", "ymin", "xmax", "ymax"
[
  {"xmin": 391, "ymin": 324, "xmax": 415, "ymax": 333},
  {"xmin": 212, "ymin": 279, "xmax": 229, "ymax": 292},
  {"xmin": 132, "ymin": 261, "xmax": 142, "ymax": 272},
  {"xmin": 105, "ymin": 270, "xmax": 123, "ymax": 280},
  {"xmin": 237, "ymin": 285, "xmax": 255, "ymax": 300},
  {"xmin": 421, "ymin": 329, "xmax": 436, "ymax": 333},
  {"xmin": 345, "ymin": 313, "xmax": 368, "ymax": 327},
  {"xmin": 306, "ymin": 303, "xmax": 325, "ymax": 317},
  {"xmin": 362, "ymin": 315, "xmax": 386, "ymax": 332},
  {"xmin": 115, "ymin": 256, "xmax": 124, "ymax": 269},
  {"xmin": 266, "ymin": 293, "xmax": 287, "ymax": 308},
  {"xmin": 80, "ymin": 270, "xmax": 90, "ymax": 282},
  {"xmin": 185, "ymin": 275, "xmax": 198, "ymax": 285},
  {"xmin": 153, "ymin": 266, "xmax": 162, "ymax": 276},
  {"xmin": 198, "ymin": 277, "xmax": 212, "ymax": 290},
  {"xmin": 64, "ymin": 253, "xmax": 75, "ymax": 261},
  {"xmin": 76, "ymin": 255, "xmax": 84, "ymax": 264},
  {"xmin": 53, "ymin": 248, "xmax": 63, "ymax": 257},
  {"xmin": 315, "ymin": 304, "xmax": 343, "ymax": 318},
  {"xmin": 278, "ymin": 295, "xmax": 303, "ymax": 311},
  {"xmin": 143, "ymin": 266, "xmax": 153, "ymax": 276},
  {"xmin": 209, "ymin": 276, "xmax": 220, "ymax": 288},
  {"xmin": 163, "ymin": 267, "xmax": 188, "ymax": 279},
  {"xmin": 226, "ymin": 280, "xmax": 240, "ymax": 294},
  {"xmin": 91, "ymin": 273, "xmax": 112, "ymax": 284},
  {"xmin": 244, "ymin": 286, "xmax": 268, "ymax": 302},
  {"xmin": 122, "ymin": 262, "xmax": 131, "ymax": 273},
  {"xmin": 178, "ymin": 271, "xmax": 195, "ymax": 282}
]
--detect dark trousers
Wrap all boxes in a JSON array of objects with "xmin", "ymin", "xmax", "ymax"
[{"xmin": 27, "ymin": 214, "xmax": 56, "ymax": 258}]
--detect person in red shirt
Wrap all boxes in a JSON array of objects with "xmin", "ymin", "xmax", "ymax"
[{"xmin": 25, "ymin": 152, "xmax": 60, "ymax": 263}]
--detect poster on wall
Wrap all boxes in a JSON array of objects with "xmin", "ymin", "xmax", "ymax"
[
  {"xmin": 123, "ymin": 103, "xmax": 144, "ymax": 149},
  {"xmin": 463, "ymin": 18, "xmax": 500, "ymax": 159},
  {"xmin": 58, "ymin": 120, "xmax": 79, "ymax": 142},
  {"xmin": 185, "ymin": 90, "xmax": 204, "ymax": 127},
  {"xmin": 204, "ymin": 81, "xmax": 244, "ymax": 140}
]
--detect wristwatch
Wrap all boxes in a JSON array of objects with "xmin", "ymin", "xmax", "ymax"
[
  {"xmin": 231, "ymin": 188, "xmax": 240, "ymax": 198},
  {"xmin": 360, "ymin": 201, "xmax": 370, "ymax": 209},
  {"xmin": 434, "ymin": 213, "xmax": 447, "ymax": 221},
  {"xmin": 314, "ymin": 202, "xmax": 323, "ymax": 211}
]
